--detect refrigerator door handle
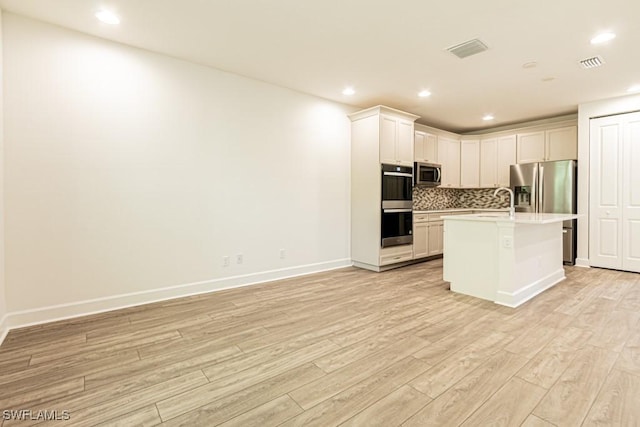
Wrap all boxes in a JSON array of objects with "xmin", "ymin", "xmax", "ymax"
[{"xmin": 538, "ymin": 163, "xmax": 544, "ymax": 213}]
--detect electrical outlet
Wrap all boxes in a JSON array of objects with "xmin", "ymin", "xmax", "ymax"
[
  {"xmin": 236, "ymin": 254, "xmax": 243, "ymax": 264},
  {"xmin": 280, "ymin": 249, "xmax": 285, "ymax": 259},
  {"xmin": 222, "ymin": 256, "xmax": 230, "ymax": 267}
]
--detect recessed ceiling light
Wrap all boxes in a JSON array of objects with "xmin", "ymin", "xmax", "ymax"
[
  {"xmin": 482, "ymin": 114, "xmax": 494, "ymax": 121},
  {"xmin": 342, "ymin": 87, "xmax": 355, "ymax": 96},
  {"xmin": 418, "ymin": 90, "xmax": 431, "ymax": 98},
  {"xmin": 541, "ymin": 77, "xmax": 556, "ymax": 82},
  {"xmin": 95, "ymin": 10, "xmax": 120, "ymax": 25},
  {"xmin": 627, "ymin": 84, "xmax": 640, "ymax": 93},
  {"xmin": 590, "ymin": 32, "xmax": 616, "ymax": 45}
]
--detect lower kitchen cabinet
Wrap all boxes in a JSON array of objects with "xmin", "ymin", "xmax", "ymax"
[
  {"xmin": 414, "ymin": 211, "xmax": 475, "ymax": 259},
  {"xmin": 428, "ymin": 221, "xmax": 444, "ymax": 256},
  {"xmin": 412, "ymin": 215, "xmax": 429, "ymax": 259}
]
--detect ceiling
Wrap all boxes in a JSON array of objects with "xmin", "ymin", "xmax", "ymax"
[{"xmin": 1, "ymin": 0, "xmax": 638, "ymax": 132}]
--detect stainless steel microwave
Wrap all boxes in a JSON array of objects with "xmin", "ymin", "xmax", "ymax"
[{"xmin": 414, "ymin": 162, "xmax": 442, "ymax": 187}]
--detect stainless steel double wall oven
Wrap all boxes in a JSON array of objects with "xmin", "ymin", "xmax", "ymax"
[{"xmin": 381, "ymin": 164, "xmax": 413, "ymax": 248}]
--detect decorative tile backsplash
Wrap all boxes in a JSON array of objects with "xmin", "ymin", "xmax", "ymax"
[
  {"xmin": 413, "ymin": 187, "xmax": 460, "ymax": 210},
  {"xmin": 458, "ymin": 188, "xmax": 510, "ymax": 209},
  {"xmin": 413, "ymin": 187, "xmax": 510, "ymax": 210}
]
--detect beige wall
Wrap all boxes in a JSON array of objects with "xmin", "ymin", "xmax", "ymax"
[
  {"xmin": 2, "ymin": 13, "xmax": 353, "ymax": 326},
  {"xmin": 577, "ymin": 92, "xmax": 640, "ymax": 266}
]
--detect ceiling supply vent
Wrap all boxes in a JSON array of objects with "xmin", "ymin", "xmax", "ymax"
[
  {"xmin": 447, "ymin": 39, "xmax": 489, "ymax": 59},
  {"xmin": 580, "ymin": 55, "xmax": 605, "ymax": 69}
]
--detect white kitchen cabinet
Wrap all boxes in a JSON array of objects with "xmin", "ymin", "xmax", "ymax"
[
  {"xmin": 349, "ymin": 105, "xmax": 419, "ymax": 272},
  {"xmin": 481, "ymin": 135, "xmax": 516, "ymax": 188},
  {"xmin": 414, "ymin": 131, "xmax": 438, "ymax": 163},
  {"xmin": 428, "ymin": 221, "xmax": 444, "ymax": 256},
  {"xmin": 546, "ymin": 126, "xmax": 577, "ymax": 161},
  {"xmin": 413, "ymin": 220, "xmax": 429, "ymax": 259},
  {"xmin": 516, "ymin": 131, "xmax": 545, "ymax": 163},
  {"xmin": 380, "ymin": 114, "xmax": 414, "ymax": 166},
  {"xmin": 496, "ymin": 135, "xmax": 517, "ymax": 186},
  {"xmin": 589, "ymin": 112, "xmax": 640, "ymax": 273},
  {"xmin": 460, "ymin": 139, "xmax": 480, "ymax": 188},
  {"xmin": 480, "ymin": 138, "xmax": 498, "ymax": 188},
  {"xmin": 438, "ymin": 136, "xmax": 460, "ymax": 188},
  {"xmin": 517, "ymin": 126, "xmax": 577, "ymax": 163}
]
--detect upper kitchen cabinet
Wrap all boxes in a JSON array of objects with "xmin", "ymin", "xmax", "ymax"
[
  {"xmin": 516, "ymin": 125, "xmax": 577, "ymax": 163},
  {"xmin": 460, "ymin": 139, "xmax": 480, "ymax": 188},
  {"xmin": 480, "ymin": 135, "xmax": 516, "ymax": 188},
  {"xmin": 516, "ymin": 130, "xmax": 545, "ymax": 163},
  {"xmin": 497, "ymin": 135, "xmax": 517, "ymax": 186},
  {"xmin": 546, "ymin": 126, "xmax": 577, "ymax": 161},
  {"xmin": 438, "ymin": 136, "xmax": 461, "ymax": 188},
  {"xmin": 414, "ymin": 130, "xmax": 438, "ymax": 163},
  {"xmin": 380, "ymin": 113, "xmax": 417, "ymax": 166}
]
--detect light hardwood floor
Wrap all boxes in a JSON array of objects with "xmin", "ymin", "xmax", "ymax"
[{"xmin": 1, "ymin": 259, "xmax": 639, "ymax": 426}]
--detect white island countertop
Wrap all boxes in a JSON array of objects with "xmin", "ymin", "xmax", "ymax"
[
  {"xmin": 413, "ymin": 208, "xmax": 509, "ymax": 214},
  {"xmin": 442, "ymin": 212, "xmax": 579, "ymax": 224}
]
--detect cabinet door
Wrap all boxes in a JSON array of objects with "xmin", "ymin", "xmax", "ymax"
[
  {"xmin": 460, "ymin": 139, "xmax": 480, "ymax": 188},
  {"xmin": 380, "ymin": 115, "xmax": 397, "ymax": 164},
  {"xmin": 480, "ymin": 138, "xmax": 498, "ymax": 188},
  {"xmin": 496, "ymin": 135, "xmax": 516, "ymax": 187},
  {"xmin": 440, "ymin": 137, "xmax": 460, "ymax": 188},
  {"xmin": 397, "ymin": 120, "xmax": 414, "ymax": 166},
  {"xmin": 546, "ymin": 126, "xmax": 577, "ymax": 161},
  {"xmin": 517, "ymin": 131, "xmax": 545, "ymax": 163},
  {"xmin": 414, "ymin": 131, "xmax": 437, "ymax": 163},
  {"xmin": 413, "ymin": 221, "xmax": 429, "ymax": 259},
  {"xmin": 428, "ymin": 222, "xmax": 444, "ymax": 255},
  {"xmin": 414, "ymin": 131, "xmax": 426, "ymax": 163},
  {"xmin": 423, "ymin": 132, "xmax": 437, "ymax": 163}
]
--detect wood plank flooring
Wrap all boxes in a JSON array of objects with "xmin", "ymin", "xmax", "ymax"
[{"xmin": 1, "ymin": 259, "xmax": 639, "ymax": 426}]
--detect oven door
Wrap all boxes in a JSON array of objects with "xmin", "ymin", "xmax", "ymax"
[
  {"xmin": 381, "ymin": 209, "xmax": 413, "ymax": 248},
  {"xmin": 382, "ymin": 164, "xmax": 413, "ymax": 209}
]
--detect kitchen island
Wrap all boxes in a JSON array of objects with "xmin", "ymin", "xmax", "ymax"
[{"xmin": 442, "ymin": 212, "xmax": 579, "ymax": 307}]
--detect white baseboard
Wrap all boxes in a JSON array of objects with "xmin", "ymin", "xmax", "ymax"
[
  {"xmin": 575, "ymin": 258, "xmax": 591, "ymax": 268},
  {"xmin": 495, "ymin": 269, "xmax": 565, "ymax": 308},
  {"xmin": 3, "ymin": 258, "xmax": 352, "ymax": 334},
  {"xmin": 0, "ymin": 314, "xmax": 8, "ymax": 348}
]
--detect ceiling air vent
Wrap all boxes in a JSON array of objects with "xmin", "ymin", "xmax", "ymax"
[
  {"xmin": 447, "ymin": 39, "xmax": 489, "ymax": 59},
  {"xmin": 580, "ymin": 55, "xmax": 604, "ymax": 69}
]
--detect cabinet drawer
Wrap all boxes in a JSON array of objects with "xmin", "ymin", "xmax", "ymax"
[
  {"xmin": 428, "ymin": 211, "xmax": 472, "ymax": 221},
  {"xmin": 413, "ymin": 213, "xmax": 429, "ymax": 223},
  {"xmin": 379, "ymin": 245, "xmax": 413, "ymax": 266}
]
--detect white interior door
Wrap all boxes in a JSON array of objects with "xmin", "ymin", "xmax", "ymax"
[
  {"xmin": 590, "ymin": 112, "xmax": 640, "ymax": 273},
  {"xmin": 589, "ymin": 116, "xmax": 623, "ymax": 269},
  {"xmin": 622, "ymin": 113, "xmax": 640, "ymax": 272}
]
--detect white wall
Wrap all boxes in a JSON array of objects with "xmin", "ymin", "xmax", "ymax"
[
  {"xmin": 576, "ymin": 93, "xmax": 640, "ymax": 267},
  {"xmin": 0, "ymin": 9, "xmax": 8, "ymax": 344},
  {"xmin": 2, "ymin": 13, "xmax": 353, "ymax": 327}
]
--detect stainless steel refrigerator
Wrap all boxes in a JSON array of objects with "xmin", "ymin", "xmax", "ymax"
[{"xmin": 510, "ymin": 160, "xmax": 577, "ymax": 265}]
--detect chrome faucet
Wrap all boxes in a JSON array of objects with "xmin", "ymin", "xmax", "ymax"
[{"xmin": 494, "ymin": 187, "xmax": 515, "ymax": 219}]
